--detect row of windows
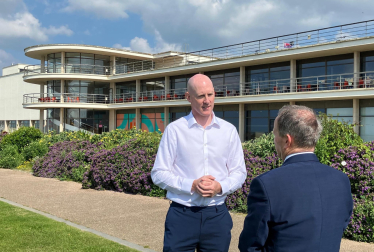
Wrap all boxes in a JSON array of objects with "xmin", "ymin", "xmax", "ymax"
[{"xmin": 114, "ymin": 100, "xmax": 374, "ymax": 141}]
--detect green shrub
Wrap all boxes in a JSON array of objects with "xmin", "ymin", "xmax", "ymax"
[
  {"xmin": 344, "ymin": 197, "xmax": 374, "ymax": 242},
  {"xmin": 41, "ymin": 131, "xmax": 91, "ymax": 147},
  {"xmin": 315, "ymin": 114, "xmax": 363, "ymax": 165},
  {"xmin": 22, "ymin": 141, "xmax": 49, "ymax": 161},
  {"xmin": 242, "ymin": 132, "xmax": 277, "ymax": 158},
  {"xmin": 0, "ymin": 127, "xmax": 42, "ymax": 151},
  {"xmin": 90, "ymin": 128, "xmax": 143, "ymax": 149},
  {"xmin": 0, "ymin": 145, "xmax": 24, "ymax": 168}
]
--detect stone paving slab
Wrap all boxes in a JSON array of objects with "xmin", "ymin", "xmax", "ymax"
[{"xmin": 0, "ymin": 169, "xmax": 373, "ymax": 252}]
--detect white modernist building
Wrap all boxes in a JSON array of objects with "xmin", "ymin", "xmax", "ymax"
[
  {"xmin": 3, "ymin": 20, "xmax": 374, "ymax": 141},
  {"xmin": 0, "ymin": 64, "xmax": 41, "ymax": 132}
]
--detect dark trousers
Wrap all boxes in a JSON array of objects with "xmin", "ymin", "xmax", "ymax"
[{"xmin": 163, "ymin": 202, "xmax": 233, "ymax": 252}]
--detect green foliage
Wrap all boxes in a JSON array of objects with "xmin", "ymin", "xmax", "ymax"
[
  {"xmin": 344, "ymin": 197, "xmax": 374, "ymax": 242},
  {"xmin": 90, "ymin": 128, "xmax": 144, "ymax": 149},
  {"xmin": 315, "ymin": 114, "xmax": 363, "ymax": 165},
  {"xmin": 0, "ymin": 127, "xmax": 42, "ymax": 151},
  {"xmin": 149, "ymin": 184, "xmax": 167, "ymax": 198},
  {"xmin": 125, "ymin": 130, "xmax": 162, "ymax": 155},
  {"xmin": 0, "ymin": 145, "xmax": 24, "ymax": 169},
  {"xmin": 242, "ymin": 132, "xmax": 277, "ymax": 158},
  {"xmin": 71, "ymin": 164, "xmax": 90, "ymax": 182},
  {"xmin": 22, "ymin": 141, "xmax": 49, "ymax": 161},
  {"xmin": 41, "ymin": 130, "xmax": 91, "ymax": 147}
]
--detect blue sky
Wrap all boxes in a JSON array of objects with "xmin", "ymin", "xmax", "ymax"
[{"xmin": 0, "ymin": 0, "xmax": 373, "ymax": 74}]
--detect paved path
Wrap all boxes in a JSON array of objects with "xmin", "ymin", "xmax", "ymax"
[{"xmin": 0, "ymin": 169, "xmax": 373, "ymax": 252}]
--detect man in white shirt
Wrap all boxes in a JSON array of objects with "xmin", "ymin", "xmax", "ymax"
[{"xmin": 151, "ymin": 74, "xmax": 246, "ymax": 252}]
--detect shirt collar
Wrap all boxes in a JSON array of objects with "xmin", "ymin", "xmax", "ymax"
[
  {"xmin": 187, "ymin": 111, "xmax": 220, "ymax": 128},
  {"xmin": 284, "ymin": 152, "xmax": 314, "ymax": 162}
]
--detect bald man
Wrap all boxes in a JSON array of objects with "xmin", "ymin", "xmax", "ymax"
[{"xmin": 152, "ymin": 74, "xmax": 246, "ymax": 251}]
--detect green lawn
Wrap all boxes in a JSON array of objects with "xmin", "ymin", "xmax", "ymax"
[{"xmin": 0, "ymin": 201, "xmax": 139, "ymax": 252}]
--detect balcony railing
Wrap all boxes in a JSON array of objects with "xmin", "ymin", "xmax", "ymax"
[
  {"xmin": 24, "ymin": 63, "xmax": 112, "ymax": 76},
  {"xmin": 23, "ymin": 93, "xmax": 111, "ymax": 104},
  {"xmin": 23, "ymin": 71, "xmax": 374, "ymax": 105},
  {"xmin": 23, "ymin": 20, "xmax": 374, "ymax": 77}
]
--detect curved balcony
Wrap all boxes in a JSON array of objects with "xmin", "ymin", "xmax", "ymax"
[
  {"xmin": 23, "ymin": 64, "xmax": 112, "ymax": 84},
  {"xmin": 22, "ymin": 72, "xmax": 374, "ymax": 109}
]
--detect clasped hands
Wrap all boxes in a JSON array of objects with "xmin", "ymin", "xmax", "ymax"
[{"xmin": 191, "ymin": 175, "xmax": 222, "ymax": 197}]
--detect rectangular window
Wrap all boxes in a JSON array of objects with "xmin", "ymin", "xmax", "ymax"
[
  {"xmin": 244, "ymin": 103, "xmax": 287, "ymax": 140},
  {"xmin": 169, "ymin": 107, "xmax": 191, "ymax": 122},
  {"xmin": 116, "ymin": 109, "xmax": 136, "ymax": 130},
  {"xmin": 205, "ymin": 68, "xmax": 240, "ymax": 92},
  {"xmin": 141, "ymin": 108, "xmax": 164, "ymax": 133}
]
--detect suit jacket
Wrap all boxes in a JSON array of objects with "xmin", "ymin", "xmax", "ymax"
[{"xmin": 238, "ymin": 153, "xmax": 353, "ymax": 252}]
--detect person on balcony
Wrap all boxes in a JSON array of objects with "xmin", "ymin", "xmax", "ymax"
[
  {"xmin": 239, "ymin": 105, "xmax": 353, "ymax": 252},
  {"xmin": 152, "ymin": 74, "xmax": 246, "ymax": 251}
]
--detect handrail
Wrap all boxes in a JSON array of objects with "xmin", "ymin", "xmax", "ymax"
[
  {"xmin": 24, "ymin": 63, "xmax": 112, "ymax": 76},
  {"xmin": 22, "ymin": 71, "xmax": 374, "ymax": 105}
]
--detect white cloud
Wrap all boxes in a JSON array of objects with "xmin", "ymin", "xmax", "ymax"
[
  {"xmin": 0, "ymin": 1, "xmax": 73, "ymax": 45},
  {"xmin": 62, "ymin": 0, "xmax": 130, "ymax": 19},
  {"xmin": 113, "ymin": 30, "xmax": 182, "ymax": 54},
  {"xmin": 64, "ymin": 0, "xmax": 374, "ymax": 50},
  {"xmin": 83, "ymin": 30, "xmax": 91, "ymax": 36}
]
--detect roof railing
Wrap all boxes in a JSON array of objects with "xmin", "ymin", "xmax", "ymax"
[{"xmin": 23, "ymin": 20, "xmax": 374, "ymax": 77}]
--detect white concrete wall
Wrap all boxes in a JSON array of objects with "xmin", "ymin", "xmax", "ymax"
[
  {"xmin": 2, "ymin": 64, "xmax": 29, "ymax": 76},
  {"xmin": 0, "ymin": 72, "xmax": 41, "ymax": 121}
]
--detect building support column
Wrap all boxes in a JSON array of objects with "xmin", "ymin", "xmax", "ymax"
[
  {"xmin": 136, "ymin": 79, "xmax": 141, "ymax": 102},
  {"xmin": 61, "ymin": 52, "xmax": 65, "ymax": 73},
  {"xmin": 39, "ymin": 109, "xmax": 44, "ymax": 133},
  {"xmin": 165, "ymin": 76, "xmax": 170, "ymax": 98},
  {"xmin": 240, "ymin": 66, "xmax": 245, "ymax": 96},
  {"xmin": 41, "ymin": 56, "xmax": 45, "ymax": 73},
  {"xmin": 4, "ymin": 121, "xmax": 8, "ymax": 132},
  {"xmin": 40, "ymin": 84, "xmax": 45, "ymax": 98},
  {"xmin": 59, "ymin": 108, "xmax": 64, "ymax": 133},
  {"xmin": 109, "ymin": 109, "xmax": 115, "ymax": 131},
  {"xmin": 111, "ymin": 56, "xmax": 116, "ymax": 75},
  {"xmin": 290, "ymin": 101, "xmax": 295, "ymax": 105},
  {"xmin": 136, "ymin": 108, "xmax": 141, "ymax": 130},
  {"xmin": 110, "ymin": 82, "xmax": 115, "ymax": 103},
  {"xmin": 164, "ymin": 107, "xmax": 169, "ymax": 129},
  {"xmin": 60, "ymin": 80, "xmax": 65, "ymax": 102},
  {"xmin": 354, "ymin": 51, "xmax": 360, "ymax": 88},
  {"xmin": 353, "ymin": 98, "xmax": 359, "ymax": 134},
  {"xmin": 239, "ymin": 103, "xmax": 245, "ymax": 142},
  {"xmin": 16, "ymin": 120, "xmax": 20, "ymax": 130},
  {"xmin": 290, "ymin": 59, "xmax": 296, "ymax": 92}
]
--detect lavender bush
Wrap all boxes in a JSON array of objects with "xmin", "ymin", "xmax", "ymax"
[
  {"xmin": 331, "ymin": 143, "xmax": 374, "ymax": 198},
  {"xmin": 82, "ymin": 140, "xmax": 162, "ymax": 196},
  {"xmin": 345, "ymin": 197, "xmax": 374, "ymax": 242},
  {"xmin": 32, "ymin": 140, "xmax": 102, "ymax": 181},
  {"xmin": 225, "ymin": 151, "xmax": 280, "ymax": 212}
]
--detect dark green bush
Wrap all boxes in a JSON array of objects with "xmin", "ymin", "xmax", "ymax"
[
  {"xmin": 22, "ymin": 141, "xmax": 49, "ymax": 161},
  {"xmin": 315, "ymin": 114, "xmax": 363, "ymax": 165},
  {"xmin": 0, "ymin": 127, "xmax": 42, "ymax": 151},
  {"xmin": 0, "ymin": 145, "xmax": 24, "ymax": 168}
]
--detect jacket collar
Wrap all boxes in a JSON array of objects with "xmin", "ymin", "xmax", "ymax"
[{"xmin": 282, "ymin": 153, "xmax": 319, "ymax": 166}]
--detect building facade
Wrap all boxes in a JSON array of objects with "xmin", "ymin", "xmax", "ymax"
[
  {"xmin": 0, "ymin": 64, "xmax": 41, "ymax": 132},
  {"xmin": 18, "ymin": 20, "xmax": 374, "ymax": 142}
]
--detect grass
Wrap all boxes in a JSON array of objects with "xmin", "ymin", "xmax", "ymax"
[{"xmin": 0, "ymin": 200, "xmax": 139, "ymax": 252}]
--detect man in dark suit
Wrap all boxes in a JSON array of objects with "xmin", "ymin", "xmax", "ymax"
[{"xmin": 239, "ymin": 105, "xmax": 353, "ymax": 252}]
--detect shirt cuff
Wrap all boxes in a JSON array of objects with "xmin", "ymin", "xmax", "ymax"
[
  {"xmin": 216, "ymin": 179, "xmax": 229, "ymax": 196},
  {"xmin": 181, "ymin": 178, "xmax": 195, "ymax": 195}
]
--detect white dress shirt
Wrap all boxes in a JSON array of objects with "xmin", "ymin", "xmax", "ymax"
[
  {"xmin": 151, "ymin": 112, "xmax": 247, "ymax": 207},
  {"xmin": 284, "ymin": 152, "xmax": 314, "ymax": 162}
]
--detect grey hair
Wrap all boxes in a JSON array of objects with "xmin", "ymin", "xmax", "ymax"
[{"xmin": 277, "ymin": 105, "xmax": 323, "ymax": 148}]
